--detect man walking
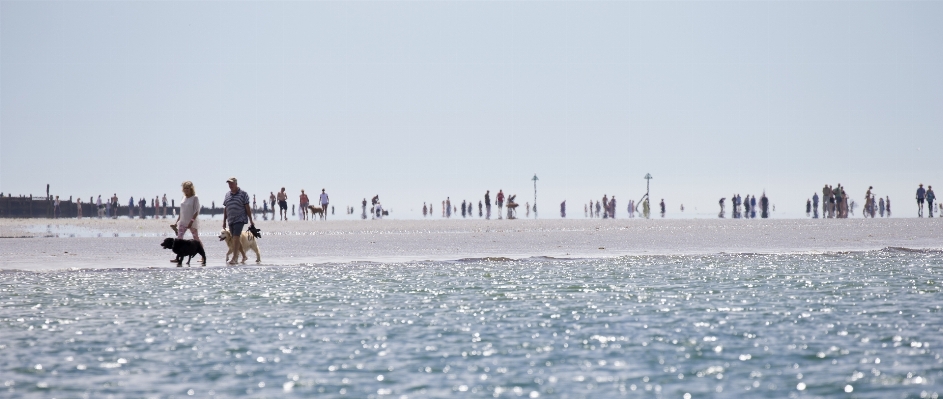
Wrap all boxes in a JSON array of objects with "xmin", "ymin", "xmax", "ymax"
[
  {"xmin": 812, "ymin": 192, "xmax": 819, "ymax": 218},
  {"xmin": 319, "ymin": 189, "xmax": 330, "ymax": 220},
  {"xmin": 223, "ymin": 177, "xmax": 254, "ymax": 265},
  {"xmin": 917, "ymin": 184, "xmax": 926, "ymax": 217},
  {"xmin": 277, "ymin": 188, "xmax": 288, "ymax": 221}
]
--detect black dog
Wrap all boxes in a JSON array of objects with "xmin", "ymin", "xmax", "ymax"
[{"xmin": 160, "ymin": 237, "xmax": 206, "ymax": 266}]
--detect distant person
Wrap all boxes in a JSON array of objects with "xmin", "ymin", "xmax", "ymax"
[
  {"xmin": 659, "ymin": 199, "xmax": 666, "ymax": 217},
  {"xmin": 422, "ymin": 202, "xmax": 428, "ymax": 217},
  {"xmin": 54, "ymin": 196, "xmax": 61, "ymax": 218},
  {"xmin": 173, "ymin": 181, "xmax": 201, "ymax": 243},
  {"xmin": 642, "ymin": 198, "xmax": 650, "ymax": 218},
  {"xmin": 223, "ymin": 177, "xmax": 254, "ymax": 265},
  {"xmin": 76, "ymin": 198, "xmax": 83, "ymax": 219},
  {"xmin": 719, "ymin": 198, "xmax": 726, "ymax": 215},
  {"xmin": 441, "ymin": 200, "xmax": 445, "ymax": 217},
  {"xmin": 822, "ymin": 185, "xmax": 831, "ymax": 218},
  {"xmin": 917, "ymin": 184, "xmax": 926, "ymax": 217},
  {"xmin": 761, "ymin": 193, "xmax": 769, "ymax": 218},
  {"xmin": 362, "ymin": 198, "xmax": 368, "ymax": 219},
  {"xmin": 560, "ymin": 200, "xmax": 566, "ymax": 218},
  {"xmin": 595, "ymin": 200, "xmax": 601, "ymax": 217},
  {"xmin": 478, "ymin": 201, "xmax": 483, "ymax": 217},
  {"xmin": 461, "ymin": 200, "xmax": 467, "ymax": 218},
  {"xmin": 833, "ymin": 186, "xmax": 843, "ymax": 218},
  {"xmin": 110, "ymin": 194, "xmax": 119, "ymax": 219},
  {"xmin": 446, "ymin": 197, "xmax": 452, "ymax": 218},
  {"xmin": 128, "ymin": 197, "xmax": 134, "ymax": 218},
  {"xmin": 525, "ymin": 202, "xmax": 530, "ymax": 218},
  {"xmin": 162, "ymin": 194, "xmax": 168, "ymax": 218},
  {"xmin": 484, "ymin": 190, "xmax": 492, "ymax": 219},
  {"xmin": 806, "ymin": 199, "xmax": 811, "ymax": 216},
  {"xmin": 252, "ymin": 195, "xmax": 257, "ymax": 213},
  {"xmin": 812, "ymin": 193, "xmax": 819, "ymax": 218},
  {"xmin": 269, "ymin": 192, "xmax": 277, "ymax": 219},
  {"xmin": 320, "ymin": 189, "xmax": 330, "ymax": 220},
  {"xmin": 277, "ymin": 188, "xmax": 288, "ymax": 221},
  {"xmin": 299, "ymin": 189, "xmax": 309, "ymax": 220},
  {"xmin": 927, "ymin": 186, "xmax": 936, "ymax": 218},
  {"xmin": 584, "ymin": 203, "xmax": 588, "ymax": 218},
  {"xmin": 879, "ymin": 197, "xmax": 886, "ymax": 217},
  {"xmin": 496, "ymin": 190, "xmax": 505, "ymax": 219},
  {"xmin": 610, "ymin": 196, "xmax": 617, "ymax": 219},
  {"xmin": 750, "ymin": 195, "xmax": 757, "ymax": 219},
  {"xmin": 96, "ymin": 195, "xmax": 103, "ymax": 218},
  {"xmin": 602, "ymin": 194, "xmax": 609, "ymax": 219},
  {"xmin": 886, "ymin": 196, "xmax": 891, "ymax": 217}
]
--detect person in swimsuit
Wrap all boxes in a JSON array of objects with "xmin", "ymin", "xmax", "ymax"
[
  {"xmin": 300, "ymin": 189, "xmax": 309, "ymax": 220},
  {"xmin": 277, "ymin": 187, "xmax": 288, "ymax": 221}
]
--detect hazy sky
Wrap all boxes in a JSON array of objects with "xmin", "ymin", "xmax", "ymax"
[{"xmin": 2, "ymin": 1, "xmax": 941, "ymax": 218}]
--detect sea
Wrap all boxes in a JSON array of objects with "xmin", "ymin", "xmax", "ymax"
[{"xmin": 1, "ymin": 249, "xmax": 941, "ymax": 398}]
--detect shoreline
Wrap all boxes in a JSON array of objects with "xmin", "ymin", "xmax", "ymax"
[{"xmin": 1, "ymin": 218, "xmax": 941, "ymax": 271}]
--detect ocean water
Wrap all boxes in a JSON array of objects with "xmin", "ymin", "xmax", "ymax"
[{"xmin": 1, "ymin": 249, "xmax": 941, "ymax": 398}]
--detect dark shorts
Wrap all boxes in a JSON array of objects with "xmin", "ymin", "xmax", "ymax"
[
  {"xmin": 918, "ymin": 199, "xmax": 925, "ymax": 204},
  {"xmin": 229, "ymin": 222, "xmax": 246, "ymax": 237},
  {"xmin": 279, "ymin": 200, "xmax": 287, "ymax": 210}
]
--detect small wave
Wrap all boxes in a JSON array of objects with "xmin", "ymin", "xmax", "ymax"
[
  {"xmin": 455, "ymin": 257, "xmax": 518, "ymax": 263},
  {"xmin": 882, "ymin": 246, "xmax": 943, "ymax": 254}
]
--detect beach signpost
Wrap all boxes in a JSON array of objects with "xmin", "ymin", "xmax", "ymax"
[{"xmin": 532, "ymin": 174, "xmax": 538, "ymax": 219}]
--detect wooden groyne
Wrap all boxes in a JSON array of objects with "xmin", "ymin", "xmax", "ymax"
[{"xmin": 0, "ymin": 197, "xmax": 226, "ymax": 219}]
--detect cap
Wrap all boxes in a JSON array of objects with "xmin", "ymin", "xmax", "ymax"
[{"xmin": 227, "ymin": 177, "xmax": 237, "ymax": 184}]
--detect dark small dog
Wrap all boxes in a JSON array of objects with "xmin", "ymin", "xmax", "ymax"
[{"xmin": 161, "ymin": 237, "xmax": 206, "ymax": 266}]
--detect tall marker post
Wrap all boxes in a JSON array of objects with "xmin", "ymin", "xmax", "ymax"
[
  {"xmin": 644, "ymin": 173, "xmax": 652, "ymax": 199},
  {"xmin": 532, "ymin": 174, "xmax": 538, "ymax": 219}
]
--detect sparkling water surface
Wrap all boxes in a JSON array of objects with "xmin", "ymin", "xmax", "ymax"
[{"xmin": 1, "ymin": 250, "xmax": 941, "ymax": 398}]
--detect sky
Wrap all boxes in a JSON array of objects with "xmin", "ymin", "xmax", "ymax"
[{"xmin": 2, "ymin": 1, "xmax": 942, "ymax": 218}]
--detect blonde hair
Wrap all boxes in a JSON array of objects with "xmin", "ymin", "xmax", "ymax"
[{"xmin": 181, "ymin": 181, "xmax": 196, "ymax": 197}]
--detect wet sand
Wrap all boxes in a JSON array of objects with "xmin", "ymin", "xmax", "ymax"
[{"xmin": 1, "ymin": 217, "xmax": 941, "ymax": 271}]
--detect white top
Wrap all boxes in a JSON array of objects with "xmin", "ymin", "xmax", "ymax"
[
  {"xmin": 178, "ymin": 195, "xmax": 201, "ymax": 230},
  {"xmin": 320, "ymin": 192, "xmax": 329, "ymax": 204}
]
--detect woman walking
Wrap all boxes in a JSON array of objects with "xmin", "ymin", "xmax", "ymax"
[
  {"xmin": 299, "ymin": 189, "xmax": 310, "ymax": 220},
  {"xmin": 172, "ymin": 181, "xmax": 202, "ymax": 253}
]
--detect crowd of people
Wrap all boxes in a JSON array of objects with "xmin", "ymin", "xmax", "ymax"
[
  {"xmin": 718, "ymin": 193, "xmax": 772, "ymax": 219},
  {"xmin": 803, "ymin": 183, "xmax": 937, "ymax": 218},
  {"xmin": 423, "ymin": 189, "xmax": 529, "ymax": 219}
]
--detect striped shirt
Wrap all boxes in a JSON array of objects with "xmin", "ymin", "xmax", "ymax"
[{"xmin": 224, "ymin": 189, "xmax": 250, "ymax": 224}]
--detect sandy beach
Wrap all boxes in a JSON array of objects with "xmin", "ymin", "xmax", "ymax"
[{"xmin": 1, "ymin": 217, "xmax": 941, "ymax": 271}]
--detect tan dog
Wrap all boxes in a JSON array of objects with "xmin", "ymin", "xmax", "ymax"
[
  {"xmin": 307, "ymin": 205, "xmax": 325, "ymax": 220},
  {"xmin": 218, "ymin": 228, "xmax": 261, "ymax": 264}
]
